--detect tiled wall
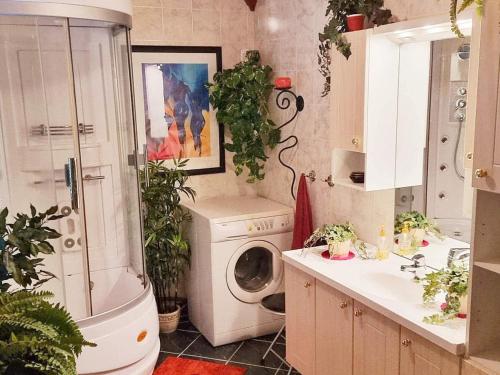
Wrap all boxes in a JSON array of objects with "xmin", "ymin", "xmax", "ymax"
[
  {"xmin": 131, "ymin": 0, "xmax": 258, "ymax": 200},
  {"xmin": 131, "ymin": 0, "xmax": 453, "ymax": 243}
]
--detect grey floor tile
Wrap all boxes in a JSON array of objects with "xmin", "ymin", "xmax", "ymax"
[
  {"xmin": 230, "ymin": 339, "xmax": 285, "ymax": 369},
  {"xmin": 159, "ymin": 330, "xmax": 200, "ymax": 354},
  {"xmin": 183, "ymin": 335, "xmax": 242, "ymax": 360}
]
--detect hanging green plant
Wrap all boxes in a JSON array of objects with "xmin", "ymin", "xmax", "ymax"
[
  {"xmin": 319, "ymin": 0, "xmax": 392, "ymax": 96},
  {"xmin": 450, "ymin": 0, "xmax": 484, "ymax": 38},
  {"xmin": 207, "ymin": 50, "xmax": 280, "ymax": 182}
]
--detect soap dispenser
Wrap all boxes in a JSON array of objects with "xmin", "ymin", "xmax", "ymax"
[
  {"xmin": 399, "ymin": 222, "xmax": 413, "ymax": 256},
  {"xmin": 376, "ymin": 225, "xmax": 389, "ymax": 260}
]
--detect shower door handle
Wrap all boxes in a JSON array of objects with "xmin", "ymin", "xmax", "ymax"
[
  {"xmin": 65, "ymin": 157, "xmax": 79, "ymax": 212},
  {"xmin": 83, "ymin": 175, "xmax": 105, "ymax": 181}
]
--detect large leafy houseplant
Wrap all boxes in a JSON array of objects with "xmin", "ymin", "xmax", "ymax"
[
  {"xmin": 319, "ymin": 0, "xmax": 392, "ymax": 96},
  {"xmin": 450, "ymin": 0, "xmax": 484, "ymax": 38},
  {"xmin": 140, "ymin": 159, "xmax": 195, "ymax": 320},
  {"xmin": 305, "ymin": 223, "xmax": 366, "ymax": 258},
  {"xmin": 394, "ymin": 211, "xmax": 443, "ymax": 239},
  {"xmin": 207, "ymin": 50, "xmax": 280, "ymax": 182},
  {"xmin": 0, "ymin": 205, "xmax": 64, "ymax": 292},
  {"xmin": 420, "ymin": 265, "xmax": 469, "ymax": 324},
  {"xmin": 0, "ymin": 290, "xmax": 95, "ymax": 375}
]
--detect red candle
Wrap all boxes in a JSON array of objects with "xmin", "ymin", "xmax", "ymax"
[{"xmin": 275, "ymin": 77, "xmax": 292, "ymax": 89}]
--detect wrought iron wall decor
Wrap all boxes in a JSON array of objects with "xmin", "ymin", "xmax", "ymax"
[{"xmin": 275, "ymin": 88, "xmax": 304, "ymax": 200}]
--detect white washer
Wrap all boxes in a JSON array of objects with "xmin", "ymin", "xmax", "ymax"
[{"xmin": 183, "ymin": 196, "xmax": 294, "ymax": 346}]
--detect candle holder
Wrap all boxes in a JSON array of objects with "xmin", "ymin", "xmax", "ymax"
[{"xmin": 275, "ymin": 88, "xmax": 305, "ymax": 200}]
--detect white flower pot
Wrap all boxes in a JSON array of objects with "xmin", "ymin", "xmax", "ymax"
[
  {"xmin": 411, "ymin": 228, "xmax": 426, "ymax": 245},
  {"xmin": 329, "ymin": 239, "xmax": 352, "ymax": 257},
  {"xmin": 158, "ymin": 305, "xmax": 181, "ymax": 333}
]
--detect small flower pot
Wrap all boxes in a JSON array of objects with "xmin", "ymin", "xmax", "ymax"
[
  {"xmin": 328, "ymin": 240, "xmax": 352, "ymax": 257},
  {"xmin": 158, "ymin": 305, "xmax": 181, "ymax": 334},
  {"xmin": 411, "ymin": 228, "xmax": 426, "ymax": 246},
  {"xmin": 346, "ymin": 14, "xmax": 365, "ymax": 32},
  {"xmin": 459, "ymin": 294, "xmax": 468, "ymax": 315}
]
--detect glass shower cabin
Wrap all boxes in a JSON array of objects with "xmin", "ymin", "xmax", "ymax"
[{"xmin": 0, "ymin": 16, "xmax": 145, "ymax": 320}]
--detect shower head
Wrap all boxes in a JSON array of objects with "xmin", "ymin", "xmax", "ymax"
[{"xmin": 457, "ymin": 43, "xmax": 470, "ymax": 60}]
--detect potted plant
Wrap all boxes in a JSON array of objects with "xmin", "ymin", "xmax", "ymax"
[
  {"xmin": 305, "ymin": 223, "xmax": 359, "ymax": 257},
  {"xmin": 207, "ymin": 50, "xmax": 280, "ymax": 182},
  {"xmin": 450, "ymin": 0, "xmax": 483, "ymax": 38},
  {"xmin": 141, "ymin": 159, "xmax": 196, "ymax": 333},
  {"xmin": 420, "ymin": 265, "xmax": 469, "ymax": 324},
  {"xmin": 394, "ymin": 211, "xmax": 443, "ymax": 246},
  {"xmin": 318, "ymin": 0, "xmax": 392, "ymax": 96}
]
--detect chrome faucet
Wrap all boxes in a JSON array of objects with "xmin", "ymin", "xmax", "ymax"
[
  {"xmin": 447, "ymin": 248, "xmax": 470, "ymax": 268},
  {"xmin": 401, "ymin": 254, "xmax": 426, "ymax": 279}
]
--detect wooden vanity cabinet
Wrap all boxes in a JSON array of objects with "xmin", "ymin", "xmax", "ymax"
[
  {"xmin": 353, "ymin": 301, "xmax": 400, "ymax": 375},
  {"xmin": 315, "ymin": 280, "xmax": 353, "ymax": 375},
  {"xmin": 400, "ymin": 327, "xmax": 461, "ymax": 375},
  {"xmin": 284, "ymin": 264, "xmax": 316, "ymax": 375}
]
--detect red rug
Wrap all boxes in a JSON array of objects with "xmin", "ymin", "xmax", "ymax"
[{"xmin": 154, "ymin": 357, "xmax": 246, "ymax": 375}]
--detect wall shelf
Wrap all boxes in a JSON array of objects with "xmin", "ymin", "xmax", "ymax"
[
  {"xmin": 469, "ymin": 348, "xmax": 500, "ymax": 374},
  {"xmin": 474, "ymin": 260, "xmax": 500, "ymax": 275},
  {"xmin": 334, "ymin": 178, "xmax": 366, "ymax": 191}
]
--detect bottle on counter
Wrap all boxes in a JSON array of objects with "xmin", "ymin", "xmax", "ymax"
[
  {"xmin": 375, "ymin": 225, "xmax": 389, "ymax": 260},
  {"xmin": 398, "ymin": 222, "xmax": 413, "ymax": 256}
]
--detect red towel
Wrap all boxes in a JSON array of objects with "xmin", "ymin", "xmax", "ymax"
[{"xmin": 291, "ymin": 173, "xmax": 313, "ymax": 249}]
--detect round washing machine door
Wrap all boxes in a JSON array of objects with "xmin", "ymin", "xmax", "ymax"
[{"xmin": 226, "ymin": 240, "xmax": 283, "ymax": 304}]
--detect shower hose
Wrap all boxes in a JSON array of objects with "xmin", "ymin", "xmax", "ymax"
[{"xmin": 454, "ymin": 117, "xmax": 465, "ymax": 180}]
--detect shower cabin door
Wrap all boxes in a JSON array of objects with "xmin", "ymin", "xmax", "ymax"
[
  {"xmin": 68, "ymin": 24, "xmax": 145, "ymax": 315},
  {"xmin": 0, "ymin": 17, "xmax": 92, "ymax": 319}
]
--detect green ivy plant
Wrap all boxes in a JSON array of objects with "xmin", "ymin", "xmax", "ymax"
[
  {"xmin": 319, "ymin": 0, "xmax": 392, "ymax": 96},
  {"xmin": 450, "ymin": 0, "xmax": 484, "ymax": 38},
  {"xmin": 207, "ymin": 50, "xmax": 280, "ymax": 182},
  {"xmin": 0, "ymin": 205, "xmax": 64, "ymax": 292},
  {"xmin": 0, "ymin": 290, "xmax": 95, "ymax": 374},
  {"xmin": 420, "ymin": 265, "xmax": 469, "ymax": 324},
  {"xmin": 394, "ymin": 211, "xmax": 443, "ymax": 239},
  {"xmin": 140, "ymin": 159, "xmax": 196, "ymax": 314},
  {"xmin": 304, "ymin": 223, "xmax": 368, "ymax": 258}
]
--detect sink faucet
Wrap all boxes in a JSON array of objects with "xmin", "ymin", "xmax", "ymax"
[
  {"xmin": 447, "ymin": 248, "xmax": 470, "ymax": 267},
  {"xmin": 401, "ymin": 254, "xmax": 426, "ymax": 279}
]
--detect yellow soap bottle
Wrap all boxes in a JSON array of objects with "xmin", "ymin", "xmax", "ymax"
[
  {"xmin": 376, "ymin": 225, "xmax": 389, "ymax": 260},
  {"xmin": 399, "ymin": 222, "xmax": 413, "ymax": 256}
]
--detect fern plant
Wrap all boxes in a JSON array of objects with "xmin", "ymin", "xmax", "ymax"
[
  {"xmin": 450, "ymin": 0, "xmax": 484, "ymax": 38},
  {"xmin": 0, "ymin": 290, "xmax": 95, "ymax": 374},
  {"xmin": 0, "ymin": 205, "xmax": 64, "ymax": 292},
  {"xmin": 207, "ymin": 50, "xmax": 280, "ymax": 182}
]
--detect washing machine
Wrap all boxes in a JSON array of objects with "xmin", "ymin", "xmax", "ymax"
[{"xmin": 183, "ymin": 196, "xmax": 294, "ymax": 346}]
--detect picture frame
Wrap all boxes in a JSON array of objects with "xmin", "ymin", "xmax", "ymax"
[{"xmin": 131, "ymin": 45, "xmax": 225, "ymax": 175}]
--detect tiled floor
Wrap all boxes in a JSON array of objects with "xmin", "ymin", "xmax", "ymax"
[{"xmin": 156, "ymin": 314, "xmax": 300, "ymax": 374}]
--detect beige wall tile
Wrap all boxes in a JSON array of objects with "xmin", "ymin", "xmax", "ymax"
[
  {"xmin": 192, "ymin": 0, "xmax": 221, "ymax": 11},
  {"xmin": 131, "ymin": 7, "xmax": 163, "ymax": 42},
  {"xmin": 163, "ymin": 8, "xmax": 193, "ymax": 42},
  {"xmin": 161, "ymin": 0, "xmax": 192, "ymax": 9},
  {"xmin": 133, "ymin": 0, "xmax": 162, "ymax": 6},
  {"xmin": 193, "ymin": 10, "xmax": 221, "ymax": 44},
  {"xmin": 221, "ymin": 11, "xmax": 248, "ymax": 44}
]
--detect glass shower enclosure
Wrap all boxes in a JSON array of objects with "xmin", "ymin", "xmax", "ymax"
[{"xmin": 0, "ymin": 14, "xmax": 145, "ymax": 320}]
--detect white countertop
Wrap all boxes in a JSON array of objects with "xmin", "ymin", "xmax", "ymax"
[{"xmin": 283, "ymin": 245, "xmax": 467, "ymax": 355}]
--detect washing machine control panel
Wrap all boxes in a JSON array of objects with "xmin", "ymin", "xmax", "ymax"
[{"xmin": 245, "ymin": 214, "xmax": 293, "ymax": 236}]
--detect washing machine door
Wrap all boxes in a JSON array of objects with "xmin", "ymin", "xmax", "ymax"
[{"xmin": 226, "ymin": 240, "xmax": 283, "ymax": 304}]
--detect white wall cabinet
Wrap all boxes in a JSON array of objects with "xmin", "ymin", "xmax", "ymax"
[
  {"xmin": 330, "ymin": 29, "xmax": 431, "ymax": 191},
  {"xmin": 285, "ymin": 263, "xmax": 462, "ymax": 375}
]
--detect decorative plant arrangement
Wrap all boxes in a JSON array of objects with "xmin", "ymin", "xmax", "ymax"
[
  {"xmin": 0, "ymin": 290, "xmax": 95, "ymax": 374},
  {"xmin": 394, "ymin": 211, "xmax": 444, "ymax": 245},
  {"xmin": 0, "ymin": 205, "xmax": 94, "ymax": 374},
  {"xmin": 0, "ymin": 205, "xmax": 64, "ymax": 292},
  {"xmin": 141, "ymin": 159, "xmax": 196, "ymax": 333},
  {"xmin": 305, "ymin": 222, "xmax": 366, "ymax": 258},
  {"xmin": 207, "ymin": 50, "xmax": 280, "ymax": 182},
  {"xmin": 318, "ymin": 0, "xmax": 392, "ymax": 96},
  {"xmin": 450, "ymin": 0, "xmax": 484, "ymax": 38},
  {"xmin": 420, "ymin": 265, "xmax": 469, "ymax": 324}
]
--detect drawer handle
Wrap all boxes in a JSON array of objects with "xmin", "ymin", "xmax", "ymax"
[
  {"xmin": 352, "ymin": 138, "xmax": 359, "ymax": 146},
  {"xmin": 474, "ymin": 168, "xmax": 488, "ymax": 178},
  {"xmin": 354, "ymin": 308, "xmax": 363, "ymax": 317},
  {"xmin": 304, "ymin": 281, "xmax": 312, "ymax": 288},
  {"xmin": 339, "ymin": 301, "xmax": 348, "ymax": 309},
  {"xmin": 402, "ymin": 339, "xmax": 412, "ymax": 347}
]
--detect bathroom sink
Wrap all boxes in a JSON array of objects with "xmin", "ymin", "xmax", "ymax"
[{"xmin": 362, "ymin": 271, "xmax": 424, "ymax": 305}]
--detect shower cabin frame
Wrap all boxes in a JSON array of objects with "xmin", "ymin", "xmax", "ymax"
[{"xmin": 0, "ymin": 1, "xmax": 147, "ymax": 319}]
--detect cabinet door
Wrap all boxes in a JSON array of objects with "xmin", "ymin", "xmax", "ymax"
[
  {"xmin": 353, "ymin": 301, "xmax": 400, "ymax": 375},
  {"xmin": 315, "ymin": 281, "xmax": 353, "ymax": 375},
  {"xmin": 331, "ymin": 30, "xmax": 367, "ymax": 152},
  {"xmin": 472, "ymin": 0, "xmax": 500, "ymax": 192},
  {"xmin": 400, "ymin": 327, "xmax": 460, "ymax": 375},
  {"xmin": 285, "ymin": 264, "xmax": 316, "ymax": 375}
]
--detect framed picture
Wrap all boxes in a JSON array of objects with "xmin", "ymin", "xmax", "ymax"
[{"xmin": 131, "ymin": 45, "xmax": 225, "ymax": 175}]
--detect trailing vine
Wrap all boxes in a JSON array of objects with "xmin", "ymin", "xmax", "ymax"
[
  {"xmin": 207, "ymin": 51, "xmax": 280, "ymax": 182},
  {"xmin": 450, "ymin": 0, "xmax": 484, "ymax": 38},
  {"xmin": 318, "ymin": 0, "xmax": 392, "ymax": 96}
]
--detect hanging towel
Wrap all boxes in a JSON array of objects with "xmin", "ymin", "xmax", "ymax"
[{"xmin": 291, "ymin": 173, "xmax": 313, "ymax": 249}]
